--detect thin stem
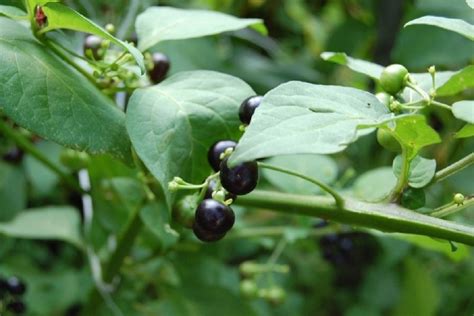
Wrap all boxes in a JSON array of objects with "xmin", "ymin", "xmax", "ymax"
[
  {"xmin": 406, "ymin": 80, "xmax": 430, "ymax": 101},
  {"xmin": 432, "ymin": 153, "xmax": 474, "ymax": 184},
  {"xmin": 258, "ymin": 162, "xmax": 345, "ymax": 208},
  {"xmin": 0, "ymin": 120, "xmax": 85, "ymax": 194},
  {"xmin": 430, "ymin": 100, "xmax": 452, "ymax": 111},
  {"xmin": 45, "ymin": 40, "xmax": 98, "ymax": 86},
  {"xmin": 389, "ymin": 148, "xmax": 410, "ymax": 202},
  {"xmin": 430, "ymin": 197, "xmax": 474, "ymax": 218}
]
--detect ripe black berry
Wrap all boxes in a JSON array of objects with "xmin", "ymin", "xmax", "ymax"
[
  {"xmin": 84, "ymin": 35, "xmax": 103, "ymax": 60},
  {"xmin": 195, "ymin": 199, "xmax": 235, "ymax": 235},
  {"xmin": 239, "ymin": 95, "xmax": 263, "ymax": 125},
  {"xmin": 6, "ymin": 300, "xmax": 26, "ymax": 314},
  {"xmin": 204, "ymin": 179, "xmax": 237, "ymax": 201},
  {"xmin": 149, "ymin": 52, "xmax": 170, "ymax": 84},
  {"xmin": 207, "ymin": 140, "xmax": 237, "ymax": 171},
  {"xmin": 6, "ymin": 277, "xmax": 26, "ymax": 295},
  {"xmin": 2, "ymin": 147, "xmax": 24, "ymax": 164},
  {"xmin": 220, "ymin": 158, "xmax": 259, "ymax": 195},
  {"xmin": 192, "ymin": 222, "xmax": 226, "ymax": 242}
]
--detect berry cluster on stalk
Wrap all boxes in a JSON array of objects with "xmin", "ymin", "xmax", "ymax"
[{"xmin": 0, "ymin": 276, "xmax": 27, "ymax": 314}]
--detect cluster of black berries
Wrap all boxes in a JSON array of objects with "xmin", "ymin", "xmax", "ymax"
[
  {"xmin": 0, "ymin": 276, "xmax": 27, "ymax": 314},
  {"xmin": 319, "ymin": 232, "xmax": 379, "ymax": 286},
  {"xmin": 192, "ymin": 96, "xmax": 263, "ymax": 242}
]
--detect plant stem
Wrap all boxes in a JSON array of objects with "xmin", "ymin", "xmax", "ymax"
[
  {"xmin": 45, "ymin": 40, "xmax": 98, "ymax": 86},
  {"xmin": 0, "ymin": 120, "xmax": 85, "ymax": 194},
  {"xmin": 234, "ymin": 190, "xmax": 474, "ymax": 246},
  {"xmin": 430, "ymin": 100, "xmax": 452, "ymax": 111},
  {"xmin": 258, "ymin": 162, "xmax": 345, "ymax": 208},
  {"xmin": 430, "ymin": 197, "xmax": 474, "ymax": 218},
  {"xmin": 432, "ymin": 153, "xmax": 474, "ymax": 184},
  {"xmin": 390, "ymin": 149, "xmax": 410, "ymax": 202},
  {"xmin": 406, "ymin": 80, "xmax": 430, "ymax": 101}
]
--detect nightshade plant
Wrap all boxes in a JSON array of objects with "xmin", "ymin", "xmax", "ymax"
[{"xmin": 0, "ymin": 0, "xmax": 473, "ymax": 315}]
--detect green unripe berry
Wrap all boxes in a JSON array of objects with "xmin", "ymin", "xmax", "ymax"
[
  {"xmin": 376, "ymin": 128, "xmax": 401, "ymax": 153},
  {"xmin": 239, "ymin": 261, "xmax": 260, "ymax": 278},
  {"xmin": 380, "ymin": 64, "xmax": 409, "ymax": 95},
  {"xmin": 105, "ymin": 23, "xmax": 115, "ymax": 34},
  {"xmin": 453, "ymin": 193, "xmax": 465, "ymax": 205},
  {"xmin": 173, "ymin": 194, "xmax": 199, "ymax": 228},
  {"xmin": 401, "ymin": 188, "xmax": 426, "ymax": 210},
  {"xmin": 59, "ymin": 149, "xmax": 90, "ymax": 171},
  {"xmin": 240, "ymin": 280, "xmax": 258, "ymax": 298},
  {"xmin": 260, "ymin": 287, "xmax": 286, "ymax": 305}
]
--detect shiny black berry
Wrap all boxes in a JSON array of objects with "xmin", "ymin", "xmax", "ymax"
[
  {"xmin": 7, "ymin": 300, "xmax": 26, "ymax": 314},
  {"xmin": 6, "ymin": 277, "xmax": 26, "ymax": 295},
  {"xmin": 207, "ymin": 140, "xmax": 237, "ymax": 171},
  {"xmin": 149, "ymin": 52, "xmax": 170, "ymax": 84},
  {"xmin": 84, "ymin": 35, "xmax": 102, "ymax": 60},
  {"xmin": 195, "ymin": 199, "xmax": 235, "ymax": 235},
  {"xmin": 2, "ymin": 147, "xmax": 24, "ymax": 164},
  {"xmin": 204, "ymin": 179, "xmax": 237, "ymax": 201},
  {"xmin": 220, "ymin": 158, "xmax": 259, "ymax": 195},
  {"xmin": 239, "ymin": 95, "xmax": 263, "ymax": 125},
  {"xmin": 193, "ymin": 222, "xmax": 226, "ymax": 242}
]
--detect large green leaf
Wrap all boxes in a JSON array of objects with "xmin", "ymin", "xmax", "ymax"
[
  {"xmin": 0, "ymin": 161, "xmax": 27, "ymax": 222},
  {"xmin": 391, "ymin": 115, "xmax": 441, "ymax": 159},
  {"xmin": 126, "ymin": 70, "xmax": 255, "ymax": 206},
  {"xmin": 455, "ymin": 124, "xmax": 474, "ymax": 138},
  {"xmin": 39, "ymin": 2, "xmax": 144, "ymax": 73},
  {"xmin": 405, "ymin": 15, "xmax": 474, "ymax": 41},
  {"xmin": 437, "ymin": 65, "xmax": 474, "ymax": 96},
  {"xmin": 230, "ymin": 82, "xmax": 392, "ymax": 166},
  {"xmin": 140, "ymin": 202, "xmax": 179, "ymax": 250},
  {"xmin": 0, "ymin": 206, "xmax": 83, "ymax": 248},
  {"xmin": 452, "ymin": 100, "xmax": 474, "ymax": 123},
  {"xmin": 352, "ymin": 167, "xmax": 397, "ymax": 202},
  {"xmin": 263, "ymin": 154, "xmax": 338, "ymax": 194},
  {"xmin": 392, "ymin": 155, "xmax": 436, "ymax": 188},
  {"xmin": 320, "ymin": 51, "xmax": 383, "ymax": 79},
  {"xmin": 136, "ymin": 6, "xmax": 266, "ymax": 51},
  {"xmin": 0, "ymin": 18, "xmax": 131, "ymax": 161}
]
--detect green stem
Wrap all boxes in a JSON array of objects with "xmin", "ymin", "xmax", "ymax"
[
  {"xmin": 389, "ymin": 148, "xmax": 410, "ymax": 202},
  {"xmin": 258, "ymin": 162, "xmax": 345, "ymax": 208},
  {"xmin": 430, "ymin": 100, "xmax": 452, "ymax": 111},
  {"xmin": 432, "ymin": 153, "xmax": 474, "ymax": 184},
  {"xmin": 45, "ymin": 40, "xmax": 98, "ymax": 86},
  {"xmin": 226, "ymin": 225, "xmax": 336, "ymax": 239},
  {"xmin": 234, "ymin": 190, "xmax": 474, "ymax": 246},
  {"xmin": 430, "ymin": 197, "xmax": 474, "ymax": 218},
  {"xmin": 406, "ymin": 80, "xmax": 430, "ymax": 101},
  {"xmin": 0, "ymin": 120, "xmax": 84, "ymax": 194}
]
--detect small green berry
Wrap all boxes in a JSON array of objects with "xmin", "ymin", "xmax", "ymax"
[
  {"xmin": 105, "ymin": 23, "xmax": 115, "ymax": 34},
  {"xmin": 240, "ymin": 280, "xmax": 258, "ymax": 298},
  {"xmin": 453, "ymin": 193, "xmax": 465, "ymax": 205},
  {"xmin": 380, "ymin": 64, "xmax": 409, "ymax": 95},
  {"xmin": 376, "ymin": 128, "xmax": 401, "ymax": 153},
  {"xmin": 239, "ymin": 261, "xmax": 260, "ymax": 278}
]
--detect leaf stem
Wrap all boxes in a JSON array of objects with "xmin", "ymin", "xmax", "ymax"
[
  {"xmin": 234, "ymin": 190, "xmax": 474, "ymax": 246},
  {"xmin": 432, "ymin": 153, "xmax": 474, "ymax": 184},
  {"xmin": 430, "ymin": 100, "xmax": 452, "ymax": 111},
  {"xmin": 258, "ymin": 162, "xmax": 345, "ymax": 208},
  {"xmin": 406, "ymin": 80, "xmax": 430, "ymax": 101},
  {"xmin": 429, "ymin": 196, "xmax": 474, "ymax": 218},
  {"xmin": 389, "ymin": 149, "xmax": 410, "ymax": 202},
  {"xmin": 0, "ymin": 120, "xmax": 85, "ymax": 194}
]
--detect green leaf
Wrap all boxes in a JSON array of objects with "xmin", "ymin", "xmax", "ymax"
[
  {"xmin": 263, "ymin": 154, "xmax": 338, "ymax": 194},
  {"xmin": 40, "ymin": 2, "xmax": 144, "ymax": 73},
  {"xmin": 0, "ymin": 206, "xmax": 83, "ymax": 248},
  {"xmin": 393, "ymin": 155, "xmax": 436, "ymax": 188},
  {"xmin": 437, "ymin": 65, "xmax": 474, "ymax": 96},
  {"xmin": 405, "ymin": 15, "xmax": 474, "ymax": 41},
  {"xmin": 391, "ymin": 115, "xmax": 441, "ymax": 159},
  {"xmin": 136, "ymin": 6, "xmax": 266, "ymax": 51},
  {"xmin": 0, "ymin": 18, "xmax": 131, "ymax": 161},
  {"xmin": 468, "ymin": 0, "xmax": 474, "ymax": 9},
  {"xmin": 455, "ymin": 124, "xmax": 474, "ymax": 138},
  {"xmin": 126, "ymin": 70, "xmax": 255, "ymax": 207},
  {"xmin": 230, "ymin": 82, "xmax": 392, "ymax": 166},
  {"xmin": 320, "ymin": 51, "xmax": 383, "ymax": 79},
  {"xmin": 140, "ymin": 202, "xmax": 179, "ymax": 250},
  {"xmin": 352, "ymin": 167, "xmax": 397, "ymax": 202},
  {"xmin": 393, "ymin": 259, "xmax": 439, "ymax": 316},
  {"xmin": 0, "ymin": 162, "xmax": 27, "ymax": 222},
  {"xmin": 452, "ymin": 100, "xmax": 474, "ymax": 123},
  {"xmin": 0, "ymin": 5, "xmax": 27, "ymax": 18}
]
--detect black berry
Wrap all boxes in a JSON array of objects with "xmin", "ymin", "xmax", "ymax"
[
  {"xmin": 193, "ymin": 222, "xmax": 226, "ymax": 242},
  {"xmin": 204, "ymin": 179, "xmax": 237, "ymax": 201},
  {"xmin": 6, "ymin": 300, "xmax": 26, "ymax": 314},
  {"xmin": 6, "ymin": 277, "xmax": 26, "ymax": 295},
  {"xmin": 195, "ymin": 199, "xmax": 235, "ymax": 235},
  {"xmin": 84, "ymin": 35, "xmax": 103, "ymax": 60},
  {"xmin": 149, "ymin": 52, "xmax": 170, "ymax": 84},
  {"xmin": 220, "ymin": 158, "xmax": 259, "ymax": 195},
  {"xmin": 207, "ymin": 140, "xmax": 237, "ymax": 171},
  {"xmin": 2, "ymin": 147, "xmax": 24, "ymax": 164},
  {"xmin": 239, "ymin": 96, "xmax": 263, "ymax": 125}
]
